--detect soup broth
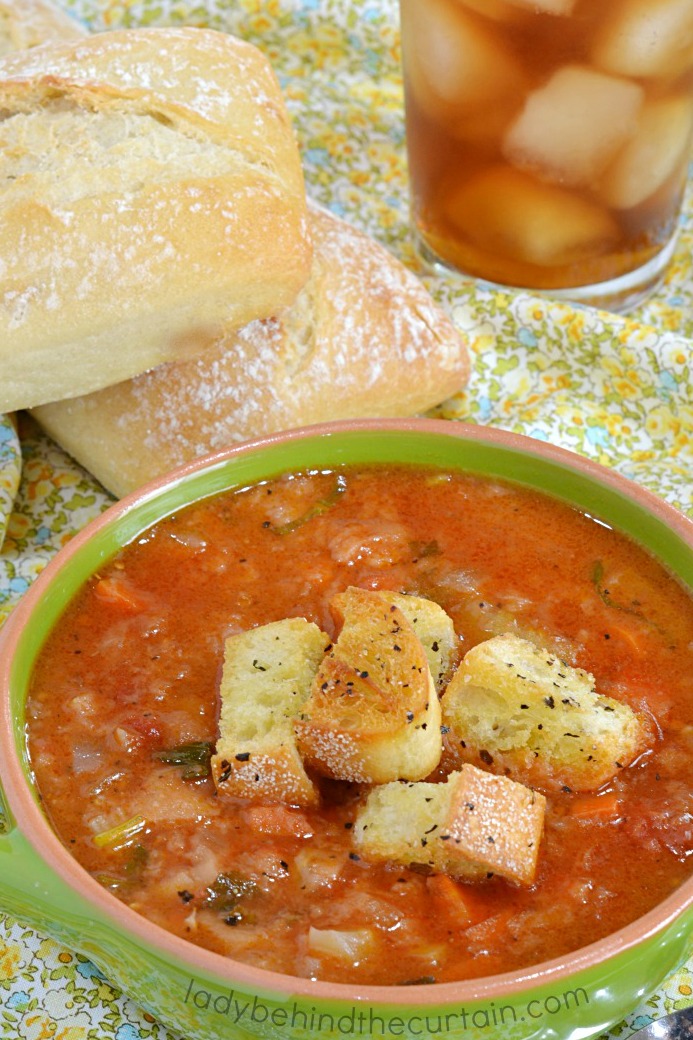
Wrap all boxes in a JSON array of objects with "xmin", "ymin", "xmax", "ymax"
[{"xmin": 26, "ymin": 465, "xmax": 693, "ymax": 985}]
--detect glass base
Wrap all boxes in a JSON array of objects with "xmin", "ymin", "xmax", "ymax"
[{"xmin": 413, "ymin": 228, "xmax": 679, "ymax": 315}]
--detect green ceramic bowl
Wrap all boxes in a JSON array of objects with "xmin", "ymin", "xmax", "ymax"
[{"xmin": 1, "ymin": 419, "xmax": 692, "ymax": 1040}]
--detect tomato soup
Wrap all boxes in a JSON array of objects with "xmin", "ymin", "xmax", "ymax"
[{"xmin": 26, "ymin": 466, "xmax": 693, "ymax": 985}]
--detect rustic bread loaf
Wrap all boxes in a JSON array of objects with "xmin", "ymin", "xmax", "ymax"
[
  {"xmin": 33, "ymin": 202, "xmax": 469, "ymax": 497},
  {"xmin": 0, "ymin": 26, "xmax": 311, "ymax": 412},
  {"xmin": 0, "ymin": 0, "xmax": 85, "ymax": 54}
]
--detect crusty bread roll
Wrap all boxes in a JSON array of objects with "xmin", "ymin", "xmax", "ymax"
[
  {"xmin": 0, "ymin": 26, "xmax": 311, "ymax": 412},
  {"xmin": 33, "ymin": 203, "xmax": 470, "ymax": 498},
  {"xmin": 0, "ymin": 0, "xmax": 86, "ymax": 54}
]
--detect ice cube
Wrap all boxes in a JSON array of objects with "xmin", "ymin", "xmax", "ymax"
[
  {"xmin": 593, "ymin": 0, "xmax": 693, "ymax": 80},
  {"xmin": 505, "ymin": 0, "xmax": 576, "ymax": 13},
  {"xmin": 504, "ymin": 64, "xmax": 644, "ymax": 187},
  {"xmin": 447, "ymin": 165, "xmax": 619, "ymax": 267},
  {"xmin": 599, "ymin": 94, "xmax": 693, "ymax": 209},
  {"xmin": 401, "ymin": 0, "xmax": 526, "ymax": 122},
  {"xmin": 452, "ymin": 0, "xmax": 529, "ymax": 21}
]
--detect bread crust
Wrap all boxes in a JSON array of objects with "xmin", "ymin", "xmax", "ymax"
[
  {"xmin": 353, "ymin": 765, "xmax": 546, "ymax": 885},
  {"xmin": 294, "ymin": 586, "xmax": 443, "ymax": 784},
  {"xmin": 373, "ymin": 590, "xmax": 459, "ymax": 690},
  {"xmin": 33, "ymin": 202, "xmax": 469, "ymax": 496},
  {"xmin": 211, "ymin": 617, "xmax": 330, "ymax": 807},
  {"xmin": 0, "ymin": 26, "xmax": 311, "ymax": 411},
  {"xmin": 441, "ymin": 633, "xmax": 652, "ymax": 792}
]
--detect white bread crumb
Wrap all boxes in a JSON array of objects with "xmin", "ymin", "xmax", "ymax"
[
  {"xmin": 442, "ymin": 633, "xmax": 651, "ymax": 792},
  {"xmin": 211, "ymin": 617, "xmax": 329, "ymax": 806},
  {"xmin": 353, "ymin": 764, "xmax": 546, "ymax": 885}
]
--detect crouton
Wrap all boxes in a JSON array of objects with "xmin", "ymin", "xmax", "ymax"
[
  {"xmin": 211, "ymin": 617, "xmax": 330, "ymax": 806},
  {"xmin": 373, "ymin": 590, "xmax": 458, "ymax": 690},
  {"xmin": 441, "ymin": 633, "xmax": 651, "ymax": 792},
  {"xmin": 353, "ymin": 765, "xmax": 546, "ymax": 885},
  {"xmin": 294, "ymin": 586, "xmax": 442, "ymax": 783}
]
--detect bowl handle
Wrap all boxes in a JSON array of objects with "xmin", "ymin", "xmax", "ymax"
[
  {"xmin": 0, "ymin": 801, "xmax": 98, "ymax": 947},
  {"xmin": 0, "ymin": 776, "xmax": 14, "ymax": 834}
]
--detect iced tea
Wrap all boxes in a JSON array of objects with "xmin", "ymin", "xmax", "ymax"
[{"xmin": 400, "ymin": 0, "xmax": 693, "ymax": 309}]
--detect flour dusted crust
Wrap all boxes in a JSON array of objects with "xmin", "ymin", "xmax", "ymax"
[
  {"xmin": 211, "ymin": 617, "xmax": 330, "ymax": 808},
  {"xmin": 33, "ymin": 202, "xmax": 470, "ymax": 498},
  {"xmin": 353, "ymin": 766, "xmax": 546, "ymax": 886},
  {"xmin": 0, "ymin": 0, "xmax": 85, "ymax": 54},
  {"xmin": 0, "ymin": 26, "xmax": 311, "ymax": 411},
  {"xmin": 294, "ymin": 586, "xmax": 443, "ymax": 784}
]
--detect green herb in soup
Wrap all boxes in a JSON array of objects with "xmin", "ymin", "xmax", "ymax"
[{"xmin": 26, "ymin": 465, "xmax": 693, "ymax": 985}]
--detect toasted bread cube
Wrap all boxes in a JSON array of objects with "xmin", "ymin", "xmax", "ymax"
[
  {"xmin": 294, "ymin": 586, "xmax": 442, "ymax": 783},
  {"xmin": 374, "ymin": 590, "xmax": 458, "ymax": 690},
  {"xmin": 353, "ymin": 765, "xmax": 545, "ymax": 885},
  {"xmin": 441, "ymin": 633, "xmax": 650, "ymax": 792},
  {"xmin": 211, "ymin": 617, "xmax": 330, "ymax": 806}
]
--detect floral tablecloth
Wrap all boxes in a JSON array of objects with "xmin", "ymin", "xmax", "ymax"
[{"xmin": 0, "ymin": 1, "xmax": 692, "ymax": 1038}]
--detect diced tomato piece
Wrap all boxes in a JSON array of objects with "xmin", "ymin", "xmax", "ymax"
[{"xmin": 121, "ymin": 714, "xmax": 163, "ymax": 748}]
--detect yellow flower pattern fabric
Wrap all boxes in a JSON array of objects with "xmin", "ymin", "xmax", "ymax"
[{"xmin": 0, "ymin": 0, "xmax": 691, "ymax": 1036}]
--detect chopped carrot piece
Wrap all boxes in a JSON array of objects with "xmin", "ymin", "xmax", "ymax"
[
  {"xmin": 426, "ymin": 874, "xmax": 489, "ymax": 927},
  {"xmin": 569, "ymin": 791, "xmax": 621, "ymax": 818},
  {"xmin": 242, "ymin": 805, "xmax": 314, "ymax": 839},
  {"xmin": 94, "ymin": 577, "xmax": 148, "ymax": 612},
  {"xmin": 604, "ymin": 619, "xmax": 649, "ymax": 654}
]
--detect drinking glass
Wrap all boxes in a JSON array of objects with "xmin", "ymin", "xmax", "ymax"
[{"xmin": 399, "ymin": 0, "xmax": 693, "ymax": 312}]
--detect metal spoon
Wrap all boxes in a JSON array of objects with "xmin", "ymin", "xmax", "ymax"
[{"xmin": 630, "ymin": 1006, "xmax": 693, "ymax": 1040}]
